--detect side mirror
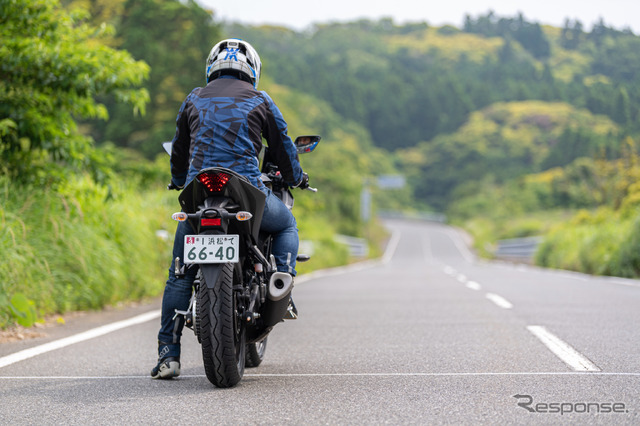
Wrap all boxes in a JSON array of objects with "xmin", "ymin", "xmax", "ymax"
[
  {"xmin": 162, "ymin": 141, "xmax": 172, "ymax": 155},
  {"xmin": 294, "ymin": 135, "xmax": 321, "ymax": 154}
]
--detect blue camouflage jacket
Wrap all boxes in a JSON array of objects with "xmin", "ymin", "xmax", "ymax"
[{"xmin": 170, "ymin": 76, "xmax": 303, "ymax": 189}]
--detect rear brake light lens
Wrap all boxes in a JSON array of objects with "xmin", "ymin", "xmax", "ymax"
[
  {"xmin": 198, "ymin": 172, "xmax": 230, "ymax": 193},
  {"xmin": 201, "ymin": 218, "xmax": 221, "ymax": 227}
]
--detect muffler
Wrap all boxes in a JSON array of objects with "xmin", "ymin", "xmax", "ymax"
[
  {"xmin": 268, "ymin": 272, "xmax": 293, "ymax": 301},
  {"xmin": 262, "ymin": 272, "xmax": 294, "ymax": 327}
]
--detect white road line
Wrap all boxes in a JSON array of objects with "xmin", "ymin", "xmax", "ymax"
[
  {"xmin": 1, "ymin": 372, "xmax": 636, "ymax": 380},
  {"xmin": 0, "ymin": 310, "xmax": 161, "ymax": 369},
  {"xmin": 527, "ymin": 325, "xmax": 601, "ymax": 372},
  {"xmin": 485, "ymin": 293, "xmax": 513, "ymax": 309},
  {"xmin": 456, "ymin": 274, "xmax": 467, "ymax": 283},
  {"xmin": 443, "ymin": 265, "xmax": 455, "ymax": 275},
  {"xmin": 382, "ymin": 231, "xmax": 401, "ymax": 264},
  {"xmin": 606, "ymin": 278, "xmax": 640, "ymax": 288},
  {"xmin": 445, "ymin": 229, "xmax": 475, "ymax": 264},
  {"xmin": 466, "ymin": 281, "xmax": 482, "ymax": 291}
]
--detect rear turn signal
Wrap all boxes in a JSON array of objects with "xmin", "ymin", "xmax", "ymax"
[
  {"xmin": 172, "ymin": 212, "xmax": 187, "ymax": 222},
  {"xmin": 235, "ymin": 211, "xmax": 253, "ymax": 221}
]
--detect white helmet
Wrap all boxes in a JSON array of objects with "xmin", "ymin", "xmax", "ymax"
[{"xmin": 206, "ymin": 39, "xmax": 262, "ymax": 88}]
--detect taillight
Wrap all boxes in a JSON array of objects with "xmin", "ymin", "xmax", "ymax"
[
  {"xmin": 198, "ymin": 172, "xmax": 230, "ymax": 193},
  {"xmin": 200, "ymin": 218, "xmax": 221, "ymax": 227}
]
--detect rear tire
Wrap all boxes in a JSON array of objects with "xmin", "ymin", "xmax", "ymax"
[
  {"xmin": 197, "ymin": 263, "xmax": 246, "ymax": 388},
  {"xmin": 245, "ymin": 337, "xmax": 268, "ymax": 368}
]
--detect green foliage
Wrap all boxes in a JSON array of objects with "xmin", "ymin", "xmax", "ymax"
[
  {"xmin": 400, "ymin": 101, "xmax": 618, "ymax": 210},
  {"xmin": 0, "ymin": 174, "xmax": 175, "ymax": 326},
  {"xmin": 535, "ymin": 208, "xmax": 632, "ymax": 276},
  {"xmin": 9, "ymin": 293, "xmax": 38, "ymax": 328},
  {"xmin": 0, "ymin": 0, "xmax": 149, "ymax": 183},
  {"xmin": 71, "ymin": 0, "xmax": 222, "ymax": 157},
  {"xmin": 463, "ymin": 12, "xmax": 551, "ymax": 59},
  {"xmin": 228, "ymin": 14, "xmax": 640, "ymax": 155}
]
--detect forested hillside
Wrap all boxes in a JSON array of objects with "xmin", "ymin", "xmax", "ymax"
[
  {"xmin": 228, "ymin": 14, "xmax": 640, "ymax": 277},
  {"xmin": 229, "ymin": 15, "xmax": 640, "ymax": 209}
]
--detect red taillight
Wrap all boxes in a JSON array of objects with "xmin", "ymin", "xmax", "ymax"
[
  {"xmin": 198, "ymin": 172, "xmax": 230, "ymax": 192},
  {"xmin": 201, "ymin": 218, "xmax": 221, "ymax": 227}
]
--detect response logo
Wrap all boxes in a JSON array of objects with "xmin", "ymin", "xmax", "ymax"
[{"xmin": 514, "ymin": 394, "xmax": 629, "ymax": 415}]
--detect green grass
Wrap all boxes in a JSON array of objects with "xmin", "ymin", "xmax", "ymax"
[{"xmin": 0, "ymin": 175, "xmax": 176, "ymax": 327}]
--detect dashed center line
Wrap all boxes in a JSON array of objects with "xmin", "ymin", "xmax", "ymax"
[
  {"xmin": 466, "ymin": 281, "xmax": 482, "ymax": 291},
  {"xmin": 440, "ymin": 265, "xmax": 603, "ymax": 375},
  {"xmin": 527, "ymin": 326, "xmax": 601, "ymax": 372},
  {"xmin": 485, "ymin": 293, "xmax": 514, "ymax": 309}
]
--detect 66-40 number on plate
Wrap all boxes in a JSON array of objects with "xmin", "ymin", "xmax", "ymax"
[{"xmin": 184, "ymin": 235, "xmax": 239, "ymax": 263}]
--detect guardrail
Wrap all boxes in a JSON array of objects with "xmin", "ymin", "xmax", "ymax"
[
  {"xmin": 494, "ymin": 236, "xmax": 542, "ymax": 262},
  {"xmin": 334, "ymin": 234, "xmax": 369, "ymax": 258},
  {"xmin": 378, "ymin": 210, "xmax": 447, "ymax": 223}
]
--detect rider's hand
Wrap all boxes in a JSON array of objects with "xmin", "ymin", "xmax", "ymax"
[{"xmin": 295, "ymin": 172, "xmax": 309, "ymax": 189}]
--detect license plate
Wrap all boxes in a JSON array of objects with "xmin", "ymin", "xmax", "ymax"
[{"xmin": 184, "ymin": 235, "xmax": 239, "ymax": 263}]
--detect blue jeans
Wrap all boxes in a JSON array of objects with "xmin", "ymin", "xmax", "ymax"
[{"xmin": 157, "ymin": 189, "xmax": 299, "ymax": 359}]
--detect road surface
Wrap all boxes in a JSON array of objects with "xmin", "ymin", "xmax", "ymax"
[{"xmin": 1, "ymin": 219, "xmax": 639, "ymax": 424}]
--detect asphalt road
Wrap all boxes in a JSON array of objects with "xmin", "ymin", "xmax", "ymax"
[{"xmin": 1, "ymin": 219, "xmax": 639, "ymax": 424}]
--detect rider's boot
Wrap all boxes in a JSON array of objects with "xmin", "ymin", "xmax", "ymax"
[
  {"xmin": 151, "ymin": 356, "xmax": 181, "ymax": 379},
  {"xmin": 151, "ymin": 341, "xmax": 181, "ymax": 379}
]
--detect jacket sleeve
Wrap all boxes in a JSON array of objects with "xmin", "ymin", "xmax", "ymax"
[
  {"xmin": 169, "ymin": 96, "xmax": 193, "ymax": 187},
  {"xmin": 260, "ymin": 91, "xmax": 303, "ymax": 186}
]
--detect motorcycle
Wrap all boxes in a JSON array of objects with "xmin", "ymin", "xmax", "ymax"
[{"xmin": 164, "ymin": 135, "xmax": 320, "ymax": 388}]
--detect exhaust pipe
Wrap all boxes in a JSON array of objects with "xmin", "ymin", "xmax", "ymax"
[
  {"xmin": 268, "ymin": 272, "xmax": 293, "ymax": 301},
  {"xmin": 263, "ymin": 272, "xmax": 294, "ymax": 327}
]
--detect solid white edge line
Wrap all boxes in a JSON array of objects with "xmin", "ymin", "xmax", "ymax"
[
  {"xmin": 382, "ymin": 231, "xmax": 401, "ymax": 264},
  {"xmin": 446, "ymin": 229, "xmax": 475, "ymax": 264},
  {"xmin": 485, "ymin": 293, "xmax": 513, "ymax": 309},
  {"xmin": 0, "ymin": 310, "xmax": 161, "ymax": 369},
  {"xmin": 1, "ymin": 371, "xmax": 636, "ymax": 380},
  {"xmin": 527, "ymin": 325, "xmax": 600, "ymax": 372}
]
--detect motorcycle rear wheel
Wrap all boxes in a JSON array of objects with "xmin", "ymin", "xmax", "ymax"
[
  {"xmin": 197, "ymin": 263, "xmax": 246, "ymax": 388},
  {"xmin": 245, "ymin": 337, "xmax": 268, "ymax": 368}
]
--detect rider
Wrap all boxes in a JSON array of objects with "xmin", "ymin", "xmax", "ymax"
[{"xmin": 151, "ymin": 38, "xmax": 308, "ymax": 379}]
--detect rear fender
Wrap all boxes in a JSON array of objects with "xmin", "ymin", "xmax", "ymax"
[{"xmin": 200, "ymin": 264, "xmax": 224, "ymax": 289}]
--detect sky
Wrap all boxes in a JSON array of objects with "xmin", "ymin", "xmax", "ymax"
[{"xmin": 198, "ymin": 0, "xmax": 640, "ymax": 34}]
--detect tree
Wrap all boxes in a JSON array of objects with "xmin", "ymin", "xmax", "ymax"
[
  {"xmin": 0, "ymin": 0, "xmax": 149, "ymax": 183},
  {"xmin": 85, "ymin": 0, "xmax": 222, "ymax": 156}
]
